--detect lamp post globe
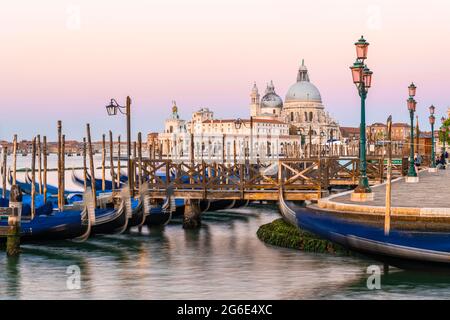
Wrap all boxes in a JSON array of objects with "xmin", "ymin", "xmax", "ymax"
[
  {"xmin": 408, "ymin": 83, "xmax": 417, "ymax": 97},
  {"xmin": 429, "ymin": 105, "xmax": 435, "ymax": 115}
]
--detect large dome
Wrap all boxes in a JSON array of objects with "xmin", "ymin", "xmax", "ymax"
[
  {"xmin": 285, "ymin": 60, "xmax": 322, "ymax": 103},
  {"xmin": 261, "ymin": 81, "xmax": 283, "ymax": 109},
  {"xmin": 285, "ymin": 82, "xmax": 322, "ymax": 103}
]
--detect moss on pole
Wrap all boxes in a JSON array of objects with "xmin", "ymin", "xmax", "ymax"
[{"xmin": 257, "ymin": 219, "xmax": 349, "ymax": 255}]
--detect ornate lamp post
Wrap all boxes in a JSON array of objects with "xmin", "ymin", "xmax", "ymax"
[
  {"xmin": 406, "ymin": 84, "xmax": 418, "ymax": 182},
  {"xmin": 429, "ymin": 105, "xmax": 436, "ymax": 171},
  {"xmin": 105, "ymin": 96, "xmax": 133, "ymax": 195},
  {"xmin": 350, "ymin": 36, "xmax": 373, "ymax": 201}
]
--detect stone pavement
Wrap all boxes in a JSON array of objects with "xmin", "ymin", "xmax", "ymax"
[{"xmin": 316, "ymin": 169, "xmax": 450, "ymax": 217}]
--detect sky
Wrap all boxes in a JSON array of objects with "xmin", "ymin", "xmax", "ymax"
[{"xmin": 1, "ymin": 0, "xmax": 450, "ymax": 141}]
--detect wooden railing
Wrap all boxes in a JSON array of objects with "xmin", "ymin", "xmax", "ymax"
[{"xmin": 131, "ymin": 156, "xmax": 408, "ymax": 200}]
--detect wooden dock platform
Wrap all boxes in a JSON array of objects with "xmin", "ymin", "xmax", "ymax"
[{"xmin": 133, "ymin": 156, "xmax": 406, "ymax": 202}]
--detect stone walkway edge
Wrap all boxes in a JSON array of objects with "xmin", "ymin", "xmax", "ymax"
[{"xmin": 316, "ymin": 169, "xmax": 450, "ymax": 218}]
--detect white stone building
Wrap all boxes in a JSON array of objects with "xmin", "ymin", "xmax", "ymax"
[
  {"xmin": 155, "ymin": 60, "xmax": 340, "ymax": 161},
  {"xmin": 158, "ymin": 104, "xmax": 297, "ymax": 162}
]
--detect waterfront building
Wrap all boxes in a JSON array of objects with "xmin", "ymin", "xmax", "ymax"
[
  {"xmin": 155, "ymin": 102, "xmax": 297, "ymax": 161},
  {"xmin": 153, "ymin": 61, "xmax": 344, "ymax": 161}
]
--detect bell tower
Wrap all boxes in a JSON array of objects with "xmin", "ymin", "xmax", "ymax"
[{"xmin": 250, "ymin": 82, "xmax": 260, "ymax": 117}]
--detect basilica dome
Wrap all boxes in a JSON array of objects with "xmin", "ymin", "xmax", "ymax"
[
  {"xmin": 261, "ymin": 81, "xmax": 283, "ymax": 109},
  {"xmin": 285, "ymin": 60, "xmax": 322, "ymax": 103}
]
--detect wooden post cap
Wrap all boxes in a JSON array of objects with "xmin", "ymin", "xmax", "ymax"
[{"xmin": 9, "ymin": 185, "xmax": 22, "ymax": 203}]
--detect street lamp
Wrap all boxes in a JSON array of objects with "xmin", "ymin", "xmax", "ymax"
[
  {"xmin": 105, "ymin": 96, "xmax": 133, "ymax": 195},
  {"xmin": 406, "ymin": 85, "xmax": 417, "ymax": 179},
  {"xmin": 350, "ymin": 35, "xmax": 373, "ymax": 199},
  {"xmin": 429, "ymin": 105, "xmax": 436, "ymax": 170}
]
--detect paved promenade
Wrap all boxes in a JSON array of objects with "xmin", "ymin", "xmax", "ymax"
[{"xmin": 317, "ymin": 169, "xmax": 450, "ymax": 217}]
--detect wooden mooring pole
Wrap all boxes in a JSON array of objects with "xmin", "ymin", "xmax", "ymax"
[
  {"xmin": 183, "ymin": 199, "xmax": 202, "ymax": 229},
  {"xmin": 117, "ymin": 135, "xmax": 121, "ymax": 189},
  {"xmin": 102, "ymin": 134, "xmax": 106, "ymax": 192},
  {"xmin": 109, "ymin": 131, "xmax": 115, "ymax": 192},
  {"xmin": 1, "ymin": 146, "xmax": 6, "ymax": 199},
  {"xmin": 82, "ymin": 137, "xmax": 88, "ymax": 192},
  {"xmin": 61, "ymin": 134, "xmax": 66, "ymax": 210},
  {"xmin": 6, "ymin": 185, "xmax": 22, "ymax": 256},
  {"xmin": 137, "ymin": 132, "xmax": 143, "ymax": 188},
  {"xmin": 43, "ymin": 136, "xmax": 48, "ymax": 203},
  {"xmin": 31, "ymin": 137, "xmax": 36, "ymax": 219},
  {"xmin": 37, "ymin": 134, "xmax": 43, "ymax": 194},
  {"xmin": 57, "ymin": 121, "xmax": 63, "ymax": 211},
  {"xmin": 86, "ymin": 124, "xmax": 97, "ymax": 205},
  {"xmin": 12, "ymin": 134, "xmax": 17, "ymax": 185}
]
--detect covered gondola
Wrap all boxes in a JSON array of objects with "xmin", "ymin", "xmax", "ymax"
[
  {"xmin": 90, "ymin": 198, "xmax": 128, "ymax": 235},
  {"xmin": 206, "ymin": 199, "xmax": 236, "ymax": 212},
  {"xmin": 278, "ymin": 192, "xmax": 450, "ymax": 270},
  {"xmin": 71, "ymin": 169, "xmax": 120, "ymax": 191},
  {"xmin": 0, "ymin": 196, "xmax": 91, "ymax": 243}
]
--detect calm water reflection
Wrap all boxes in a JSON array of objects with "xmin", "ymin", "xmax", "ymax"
[{"xmin": 1, "ymin": 205, "xmax": 450, "ymax": 299}]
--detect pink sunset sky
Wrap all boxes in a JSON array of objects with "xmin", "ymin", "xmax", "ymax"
[{"xmin": 1, "ymin": 0, "xmax": 449, "ymax": 140}]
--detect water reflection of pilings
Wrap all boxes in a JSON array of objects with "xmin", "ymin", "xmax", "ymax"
[
  {"xmin": 47, "ymin": 239, "xmax": 130, "ymax": 262},
  {"xmin": 4, "ymin": 256, "xmax": 21, "ymax": 299},
  {"xmin": 8, "ymin": 245, "xmax": 93, "ymax": 298}
]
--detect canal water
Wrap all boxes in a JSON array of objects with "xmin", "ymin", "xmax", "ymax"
[{"xmin": 1, "ymin": 156, "xmax": 450, "ymax": 299}]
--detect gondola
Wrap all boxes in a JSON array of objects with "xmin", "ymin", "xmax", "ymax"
[
  {"xmin": 0, "ymin": 196, "xmax": 91, "ymax": 243},
  {"xmin": 206, "ymin": 199, "xmax": 236, "ymax": 212},
  {"xmin": 71, "ymin": 169, "xmax": 119, "ymax": 191},
  {"xmin": 0, "ymin": 188, "xmax": 10, "ymax": 200},
  {"xmin": 278, "ymin": 192, "xmax": 450, "ymax": 270},
  {"xmin": 126, "ymin": 197, "xmax": 146, "ymax": 229},
  {"xmin": 90, "ymin": 197, "xmax": 128, "ymax": 235},
  {"xmin": 145, "ymin": 198, "xmax": 172, "ymax": 227},
  {"xmin": 24, "ymin": 170, "xmax": 83, "ymax": 200},
  {"xmin": 9, "ymin": 169, "xmax": 80, "ymax": 197},
  {"xmin": 232, "ymin": 200, "xmax": 250, "ymax": 209}
]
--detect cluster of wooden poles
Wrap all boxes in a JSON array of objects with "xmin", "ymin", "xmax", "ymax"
[{"xmin": 1, "ymin": 121, "xmax": 147, "ymax": 218}]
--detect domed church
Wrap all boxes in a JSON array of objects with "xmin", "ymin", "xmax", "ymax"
[{"xmin": 250, "ymin": 60, "xmax": 340, "ymax": 144}]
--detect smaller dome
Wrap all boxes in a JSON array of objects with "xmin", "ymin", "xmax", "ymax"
[{"xmin": 261, "ymin": 81, "xmax": 283, "ymax": 109}]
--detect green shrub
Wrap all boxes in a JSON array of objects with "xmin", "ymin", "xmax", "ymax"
[{"xmin": 257, "ymin": 219, "xmax": 349, "ymax": 255}]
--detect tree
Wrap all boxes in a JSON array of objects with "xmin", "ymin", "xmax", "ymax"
[{"xmin": 438, "ymin": 118, "xmax": 450, "ymax": 145}]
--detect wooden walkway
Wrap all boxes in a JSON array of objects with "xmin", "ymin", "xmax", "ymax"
[
  {"xmin": 317, "ymin": 169, "xmax": 450, "ymax": 218},
  {"xmin": 133, "ymin": 157, "xmax": 406, "ymax": 202}
]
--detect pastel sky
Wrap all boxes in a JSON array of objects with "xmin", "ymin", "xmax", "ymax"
[{"xmin": 1, "ymin": 0, "xmax": 450, "ymax": 140}]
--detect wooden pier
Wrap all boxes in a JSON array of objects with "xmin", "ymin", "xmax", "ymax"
[
  {"xmin": 0, "ymin": 207, "xmax": 20, "ymax": 256},
  {"xmin": 132, "ymin": 156, "xmax": 408, "ymax": 202}
]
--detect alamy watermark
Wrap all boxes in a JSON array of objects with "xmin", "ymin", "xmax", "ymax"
[
  {"xmin": 66, "ymin": 5, "xmax": 81, "ymax": 30},
  {"xmin": 366, "ymin": 265, "xmax": 381, "ymax": 290},
  {"xmin": 366, "ymin": 5, "xmax": 382, "ymax": 30},
  {"xmin": 66, "ymin": 265, "xmax": 81, "ymax": 290}
]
